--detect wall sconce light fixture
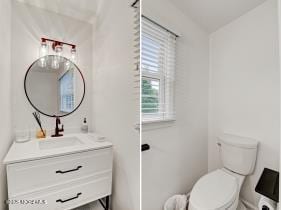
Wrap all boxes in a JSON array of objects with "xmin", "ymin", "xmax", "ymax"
[{"xmin": 39, "ymin": 38, "xmax": 77, "ymax": 69}]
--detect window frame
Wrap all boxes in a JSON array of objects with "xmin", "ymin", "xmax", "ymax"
[
  {"xmin": 59, "ymin": 69, "xmax": 75, "ymax": 113},
  {"xmin": 141, "ymin": 17, "xmax": 176, "ymax": 123}
]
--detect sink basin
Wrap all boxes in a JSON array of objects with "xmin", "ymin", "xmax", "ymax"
[{"xmin": 39, "ymin": 136, "xmax": 83, "ymax": 150}]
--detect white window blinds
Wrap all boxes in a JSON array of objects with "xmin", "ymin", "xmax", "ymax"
[{"xmin": 142, "ymin": 17, "xmax": 176, "ymax": 122}]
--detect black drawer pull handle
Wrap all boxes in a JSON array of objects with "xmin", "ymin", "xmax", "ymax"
[
  {"xmin": 56, "ymin": 166, "xmax": 82, "ymax": 174},
  {"xmin": 56, "ymin": 192, "xmax": 82, "ymax": 203}
]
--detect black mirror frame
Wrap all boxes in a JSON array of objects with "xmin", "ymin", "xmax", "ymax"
[{"xmin": 24, "ymin": 56, "xmax": 86, "ymax": 118}]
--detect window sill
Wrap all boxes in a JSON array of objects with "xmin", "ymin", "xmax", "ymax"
[
  {"xmin": 142, "ymin": 118, "xmax": 175, "ymax": 124},
  {"xmin": 142, "ymin": 118, "xmax": 176, "ymax": 131}
]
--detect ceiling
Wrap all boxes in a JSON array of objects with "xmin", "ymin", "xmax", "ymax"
[
  {"xmin": 170, "ymin": 0, "xmax": 266, "ymax": 32},
  {"xmin": 15, "ymin": 0, "xmax": 102, "ymax": 23},
  {"xmin": 16, "ymin": 0, "xmax": 267, "ymax": 32}
]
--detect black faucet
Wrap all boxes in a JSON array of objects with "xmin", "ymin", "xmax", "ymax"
[{"xmin": 51, "ymin": 117, "xmax": 64, "ymax": 137}]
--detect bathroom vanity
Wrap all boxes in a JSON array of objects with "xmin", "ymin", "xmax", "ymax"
[
  {"xmin": 4, "ymin": 39, "xmax": 114, "ymax": 210},
  {"xmin": 4, "ymin": 133, "xmax": 113, "ymax": 210}
]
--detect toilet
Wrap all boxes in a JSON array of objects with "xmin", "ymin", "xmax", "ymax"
[{"xmin": 189, "ymin": 134, "xmax": 258, "ymax": 210}]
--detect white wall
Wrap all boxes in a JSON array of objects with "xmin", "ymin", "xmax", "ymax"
[
  {"xmin": 0, "ymin": 0, "xmax": 12, "ymax": 209},
  {"xmin": 11, "ymin": 1, "xmax": 93, "ymax": 136},
  {"xmin": 209, "ymin": 0, "xmax": 280, "ymax": 206},
  {"xmin": 142, "ymin": 0, "xmax": 210, "ymax": 209},
  {"xmin": 92, "ymin": 0, "xmax": 140, "ymax": 210}
]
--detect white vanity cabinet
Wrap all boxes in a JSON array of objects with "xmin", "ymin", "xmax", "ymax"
[{"xmin": 4, "ymin": 134, "xmax": 113, "ymax": 210}]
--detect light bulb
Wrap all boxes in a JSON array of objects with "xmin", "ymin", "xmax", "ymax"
[
  {"xmin": 52, "ymin": 44, "xmax": 63, "ymax": 69},
  {"xmin": 70, "ymin": 47, "xmax": 77, "ymax": 63},
  {"xmin": 55, "ymin": 44, "xmax": 63, "ymax": 56},
  {"xmin": 64, "ymin": 60, "xmax": 71, "ymax": 71},
  {"xmin": 38, "ymin": 40, "xmax": 48, "ymax": 67},
  {"xmin": 52, "ymin": 56, "xmax": 59, "ymax": 69},
  {"xmin": 39, "ymin": 57, "xmax": 47, "ymax": 68}
]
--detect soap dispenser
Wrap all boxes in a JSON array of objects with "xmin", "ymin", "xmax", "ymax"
[{"xmin": 81, "ymin": 118, "xmax": 88, "ymax": 133}]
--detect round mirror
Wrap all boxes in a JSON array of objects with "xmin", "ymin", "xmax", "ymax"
[{"xmin": 24, "ymin": 55, "xmax": 85, "ymax": 117}]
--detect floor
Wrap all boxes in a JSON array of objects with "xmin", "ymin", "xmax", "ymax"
[
  {"xmin": 73, "ymin": 202, "xmax": 103, "ymax": 210},
  {"xmin": 185, "ymin": 200, "xmax": 252, "ymax": 210}
]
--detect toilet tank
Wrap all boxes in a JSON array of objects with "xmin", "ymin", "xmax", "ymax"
[{"xmin": 218, "ymin": 134, "xmax": 258, "ymax": 175}]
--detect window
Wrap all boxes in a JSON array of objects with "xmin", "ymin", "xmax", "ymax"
[
  {"xmin": 59, "ymin": 70, "xmax": 74, "ymax": 113},
  {"xmin": 141, "ymin": 17, "xmax": 176, "ymax": 122}
]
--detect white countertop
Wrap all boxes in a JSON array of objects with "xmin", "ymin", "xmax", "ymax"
[{"xmin": 3, "ymin": 133, "xmax": 113, "ymax": 164}]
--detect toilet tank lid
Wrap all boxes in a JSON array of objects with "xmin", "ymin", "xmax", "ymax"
[{"xmin": 218, "ymin": 133, "xmax": 258, "ymax": 149}]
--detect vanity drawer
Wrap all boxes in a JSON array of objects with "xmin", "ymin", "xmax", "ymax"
[
  {"xmin": 7, "ymin": 147, "xmax": 113, "ymax": 197},
  {"xmin": 8, "ymin": 172, "xmax": 112, "ymax": 210}
]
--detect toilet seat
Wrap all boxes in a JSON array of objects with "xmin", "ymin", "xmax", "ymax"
[{"xmin": 189, "ymin": 169, "xmax": 239, "ymax": 210}]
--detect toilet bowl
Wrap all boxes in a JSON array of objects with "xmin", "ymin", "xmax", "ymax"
[
  {"xmin": 189, "ymin": 169, "xmax": 244, "ymax": 210},
  {"xmin": 189, "ymin": 134, "xmax": 258, "ymax": 210}
]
